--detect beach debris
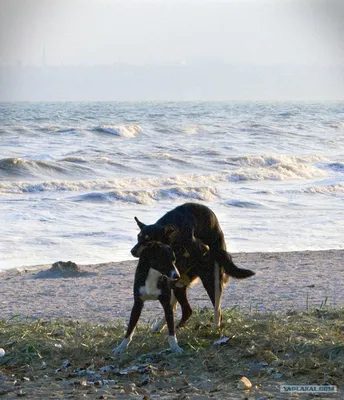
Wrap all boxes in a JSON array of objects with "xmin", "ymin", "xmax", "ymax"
[
  {"xmin": 55, "ymin": 359, "xmax": 71, "ymax": 373},
  {"xmin": 273, "ymin": 373, "xmax": 282, "ymax": 379},
  {"xmin": 212, "ymin": 337, "xmax": 231, "ymax": 346},
  {"xmin": 247, "ymin": 361, "xmax": 268, "ymax": 377},
  {"xmin": 52, "ymin": 261, "xmax": 79, "ymax": 272},
  {"xmin": 0, "ymin": 348, "xmax": 5, "ymax": 358},
  {"xmin": 237, "ymin": 376, "xmax": 252, "ymax": 390},
  {"xmin": 34, "ymin": 260, "xmax": 94, "ymax": 279},
  {"xmin": 99, "ymin": 365, "xmax": 117, "ymax": 373}
]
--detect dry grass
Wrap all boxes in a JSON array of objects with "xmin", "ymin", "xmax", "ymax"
[{"xmin": 1, "ymin": 306, "xmax": 343, "ymax": 398}]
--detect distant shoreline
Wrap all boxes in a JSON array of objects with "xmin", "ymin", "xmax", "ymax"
[{"xmin": 1, "ymin": 247, "xmax": 343, "ymax": 273}]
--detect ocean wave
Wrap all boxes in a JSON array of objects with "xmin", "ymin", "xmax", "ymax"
[
  {"xmin": 303, "ymin": 184, "xmax": 344, "ymax": 194},
  {"xmin": 324, "ymin": 121, "xmax": 344, "ymax": 129},
  {"xmin": 55, "ymin": 128, "xmax": 78, "ymax": 134},
  {"xmin": 0, "ymin": 157, "xmax": 68, "ymax": 177},
  {"xmin": 92, "ymin": 124, "xmax": 141, "ymax": 137},
  {"xmin": 257, "ymin": 184, "xmax": 344, "ymax": 196},
  {"xmin": 71, "ymin": 186, "xmax": 218, "ymax": 204},
  {"xmin": 0, "ymin": 157, "xmax": 96, "ymax": 179},
  {"xmin": 60, "ymin": 156, "xmax": 88, "ymax": 164},
  {"xmin": 225, "ymin": 154, "xmax": 328, "ymax": 168},
  {"xmin": 141, "ymin": 152, "xmax": 191, "ymax": 165},
  {"xmin": 0, "ymin": 158, "xmax": 329, "ymax": 194},
  {"xmin": 225, "ymin": 200, "xmax": 266, "ymax": 208},
  {"xmin": 228, "ymin": 163, "xmax": 327, "ymax": 182}
]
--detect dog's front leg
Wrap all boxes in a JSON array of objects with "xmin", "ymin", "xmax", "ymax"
[
  {"xmin": 152, "ymin": 292, "xmax": 177, "ymax": 333},
  {"xmin": 113, "ymin": 299, "xmax": 144, "ymax": 354},
  {"xmin": 159, "ymin": 296, "xmax": 183, "ymax": 354}
]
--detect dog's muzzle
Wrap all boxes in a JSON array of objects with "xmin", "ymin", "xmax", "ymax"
[{"xmin": 131, "ymin": 243, "xmax": 145, "ymax": 258}]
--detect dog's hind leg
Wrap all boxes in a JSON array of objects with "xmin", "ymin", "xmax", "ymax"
[
  {"xmin": 199, "ymin": 263, "xmax": 223, "ymax": 329},
  {"xmin": 152, "ymin": 292, "xmax": 177, "ymax": 333},
  {"xmin": 173, "ymin": 286, "xmax": 193, "ymax": 328},
  {"xmin": 214, "ymin": 262, "xmax": 223, "ymax": 329}
]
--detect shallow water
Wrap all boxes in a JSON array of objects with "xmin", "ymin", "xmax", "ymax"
[{"xmin": 1, "ymin": 101, "xmax": 343, "ymax": 269}]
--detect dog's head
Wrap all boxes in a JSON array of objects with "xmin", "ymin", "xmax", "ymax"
[
  {"xmin": 131, "ymin": 217, "xmax": 178, "ymax": 257},
  {"xmin": 140, "ymin": 242, "xmax": 180, "ymax": 280},
  {"xmin": 131, "ymin": 216, "xmax": 210, "ymax": 259}
]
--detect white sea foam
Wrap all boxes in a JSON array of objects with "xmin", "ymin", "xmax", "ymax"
[
  {"xmin": 93, "ymin": 124, "xmax": 141, "ymax": 137},
  {"xmin": 303, "ymin": 184, "xmax": 344, "ymax": 194},
  {"xmin": 72, "ymin": 186, "xmax": 218, "ymax": 204},
  {"xmin": 0, "ymin": 156, "xmax": 330, "ymax": 194},
  {"xmin": 183, "ymin": 126, "xmax": 199, "ymax": 135},
  {"xmin": 60, "ymin": 156, "xmax": 88, "ymax": 163},
  {"xmin": 0, "ymin": 157, "xmax": 68, "ymax": 177},
  {"xmin": 225, "ymin": 154, "xmax": 328, "ymax": 167}
]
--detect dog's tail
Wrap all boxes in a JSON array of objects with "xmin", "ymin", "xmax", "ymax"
[{"xmin": 212, "ymin": 250, "xmax": 255, "ymax": 279}]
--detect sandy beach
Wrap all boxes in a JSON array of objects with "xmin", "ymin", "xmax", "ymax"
[
  {"xmin": 1, "ymin": 249, "xmax": 343, "ymax": 324},
  {"xmin": 1, "ymin": 250, "xmax": 343, "ymax": 400}
]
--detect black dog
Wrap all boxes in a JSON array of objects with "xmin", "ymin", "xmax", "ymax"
[
  {"xmin": 113, "ymin": 242, "xmax": 184, "ymax": 354},
  {"xmin": 131, "ymin": 202, "xmax": 255, "ymax": 329}
]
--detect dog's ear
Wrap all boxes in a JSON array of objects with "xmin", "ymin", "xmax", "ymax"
[
  {"xmin": 164, "ymin": 224, "xmax": 178, "ymax": 242},
  {"xmin": 134, "ymin": 216, "xmax": 146, "ymax": 230}
]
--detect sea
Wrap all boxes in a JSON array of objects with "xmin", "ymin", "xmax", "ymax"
[{"xmin": 0, "ymin": 101, "xmax": 343, "ymax": 271}]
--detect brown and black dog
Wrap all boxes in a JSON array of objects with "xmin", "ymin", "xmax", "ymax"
[{"xmin": 131, "ymin": 202, "xmax": 255, "ymax": 330}]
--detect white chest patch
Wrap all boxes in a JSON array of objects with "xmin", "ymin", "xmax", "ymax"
[{"xmin": 139, "ymin": 268, "xmax": 162, "ymax": 301}]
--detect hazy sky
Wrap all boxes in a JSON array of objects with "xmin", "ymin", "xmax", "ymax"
[{"xmin": 0, "ymin": 0, "xmax": 343, "ymax": 67}]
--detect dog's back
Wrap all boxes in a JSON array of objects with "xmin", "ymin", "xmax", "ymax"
[{"xmin": 156, "ymin": 203, "xmax": 226, "ymax": 250}]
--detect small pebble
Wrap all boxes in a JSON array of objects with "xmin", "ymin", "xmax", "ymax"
[
  {"xmin": 0, "ymin": 348, "xmax": 5, "ymax": 358},
  {"xmin": 237, "ymin": 376, "xmax": 252, "ymax": 390}
]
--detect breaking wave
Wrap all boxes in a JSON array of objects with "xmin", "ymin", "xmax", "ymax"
[
  {"xmin": 303, "ymin": 184, "xmax": 344, "ymax": 195},
  {"xmin": 92, "ymin": 124, "xmax": 141, "ymax": 137},
  {"xmin": 71, "ymin": 186, "xmax": 218, "ymax": 204},
  {"xmin": 224, "ymin": 154, "xmax": 328, "ymax": 167},
  {"xmin": 258, "ymin": 184, "xmax": 344, "ymax": 196},
  {"xmin": 0, "ymin": 157, "xmax": 95, "ymax": 179},
  {"xmin": 0, "ymin": 157, "xmax": 68, "ymax": 177},
  {"xmin": 0, "ymin": 157, "xmax": 331, "ymax": 194}
]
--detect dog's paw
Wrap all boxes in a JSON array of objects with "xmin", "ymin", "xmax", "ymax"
[
  {"xmin": 112, "ymin": 346, "xmax": 123, "ymax": 355},
  {"xmin": 172, "ymin": 344, "xmax": 184, "ymax": 354},
  {"xmin": 112, "ymin": 338, "xmax": 130, "ymax": 355},
  {"xmin": 168, "ymin": 335, "xmax": 184, "ymax": 354}
]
